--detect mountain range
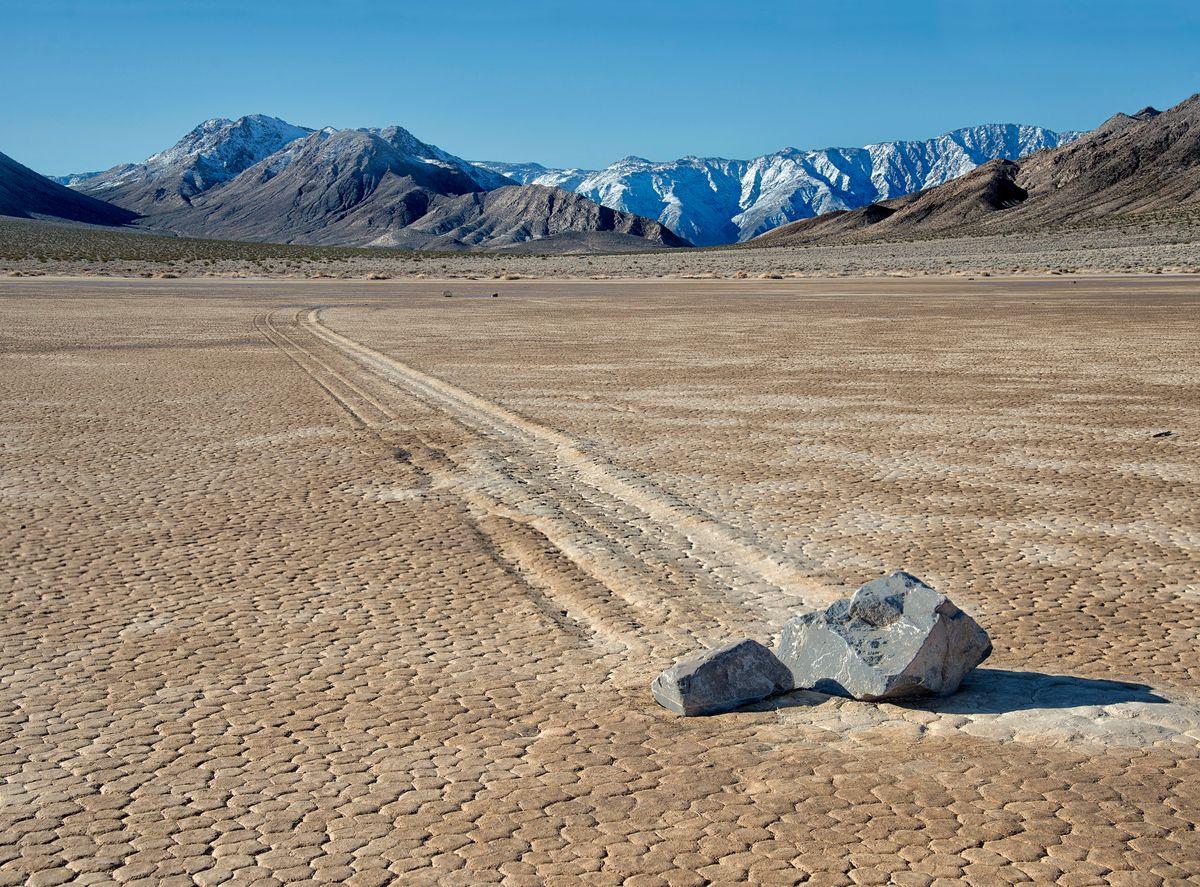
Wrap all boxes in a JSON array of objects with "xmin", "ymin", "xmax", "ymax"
[
  {"xmin": 754, "ymin": 96, "xmax": 1200, "ymax": 246},
  {"xmin": 42, "ymin": 113, "xmax": 1084, "ymax": 250},
  {"xmin": 6, "ymin": 95, "xmax": 1197, "ymax": 252},
  {"xmin": 471, "ymin": 125, "xmax": 1082, "ymax": 246},
  {"xmin": 42, "ymin": 115, "xmax": 682, "ymax": 251}
]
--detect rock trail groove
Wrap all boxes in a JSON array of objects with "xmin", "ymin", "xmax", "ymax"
[
  {"xmin": 254, "ymin": 303, "xmax": 1200, "ymax": 751},
  {"xmin": 6, "ymin": 281, "xmax": 1200, "ymax": 886},
  {"xmin": 299, "ymin": 308, "xmax": 834, "ymax": 633},
  {"xmin": 258, "ymin": 307, "xmax": 841, "ymax": 657}
]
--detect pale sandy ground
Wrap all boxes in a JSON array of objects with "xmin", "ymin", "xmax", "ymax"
[{"xmin": 2, "ymin": 276, "xmax": 1199, "ymax": 885}]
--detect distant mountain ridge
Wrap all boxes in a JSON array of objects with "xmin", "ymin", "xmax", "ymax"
[
  {"xmin": 472, "ymin": 124, "xmax": 1082, "ymax": 245},
  {"xmin": 754, "ymin": 94, "xmax": 1200, "ymax": 246},
  {"xmin": 56, "ymin": 115, "xmax": 1082, "ymax": 248},
  {"xmin": 14, "ymin": 96, "xmax": 1196, "ymax": 253},
  {"xmin": 474, "ymin": 162, "xmax": 592, "ymax": 192},
  {"xmin": 0, "ymin": 150, "xmax": 138, "ymax": 226},
  {"xmin": 70, "ymin": 115, "xmax": 315, "ymax": 214},
  {"xmin": 49, "ymin": 116, "xmax": 682, "ymax": 251}
]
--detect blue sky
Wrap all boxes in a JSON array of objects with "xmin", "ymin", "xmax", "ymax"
[{"xmin": 3, "ymin": 0, "xmax": 1198, "ymax": 175}]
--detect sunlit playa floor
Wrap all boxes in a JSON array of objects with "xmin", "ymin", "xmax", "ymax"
[{"xmin": 2, "ymin": 275, "xmax": 1198, "ymax": 885}]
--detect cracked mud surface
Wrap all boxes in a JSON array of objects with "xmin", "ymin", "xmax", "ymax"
[{"xmin": 3, "ymin": 276, "xmax": 1199, "ymax": 885}]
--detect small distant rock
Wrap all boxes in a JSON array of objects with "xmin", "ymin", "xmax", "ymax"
[
  {"xmin": 1152, "ymin": 430, "xmax": 1173, "ymax": 438},
  {"xmin": 776, "ymin": 571, "xmax": 991, "ymax": 701},
  {"xmin": 652, "ymin": 638, "xmax": 792, "ymax": 716}
]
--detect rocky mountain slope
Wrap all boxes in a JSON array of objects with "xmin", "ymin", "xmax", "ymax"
[
  {"xmin": 0, "ymin": 150, "xmax": 137, "ymax": 226},
  {"xmin": 753, "ymin": 159, "xmax": 1030, "ymax": 245},
  {"xmin": 1001, "ymin": 96, "xmax": 1198, "ymax": 224},
  {"xmin": 1086, "ymin": 106, "xmax": 1161, "ymax": 140},
  {"xmin": 132, "ymin": 126, "xmax": 682, "ymax": 250},
  {"xmin": 69, "ymin": 115, "xmax": 314, "ymax": 214},
  {"xmin": 367, "ymin": 185, "xmax": 689, "ymax": 251},
  {"xmin": 472, "ymin": 124, "xmax": 1081, "ymax": 246},
  {"xmin": 754, "ymin": 95, "xmax": 1200, "ymax": 246},
  {"xmin": 149, "ymin": 127, "xmax": 485, "ymax": 244}
]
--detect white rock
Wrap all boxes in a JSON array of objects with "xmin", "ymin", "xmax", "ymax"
[{"xmin": 776, "ymin": 571, "xmax": 992, "ymax": 701}]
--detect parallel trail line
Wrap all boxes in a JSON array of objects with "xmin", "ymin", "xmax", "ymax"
[
  {"xmin": 252, "ymin": 312, "xmax": 372, "ymax": 428},
  {"xmin": 256, "ymin": 309, "xmax": 655, "ymax": 650},
  {"xmin": 262, "ymin": 311, "xmax": 394, "ymax": 425},
  {"xmin": 302, "ymin": 306, "xmax": 833, "ymax": 611}
]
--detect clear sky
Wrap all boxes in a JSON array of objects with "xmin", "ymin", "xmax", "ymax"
[{"xmin": 3, "ymin": 0, "xmax": 1198, "ymax": 176}]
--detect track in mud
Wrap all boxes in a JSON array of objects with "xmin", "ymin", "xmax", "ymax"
[
  {"xmin": 254, "ymin": 306, "xmax": 1200, "ymax": 749},
  {"xmin": 255, "ymin": 308, "xmax": 834, "ymax": 660}
]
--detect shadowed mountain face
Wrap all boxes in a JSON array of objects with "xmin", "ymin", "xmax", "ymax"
[
  {"xmin": 0, "ymin": 151, "xmax": 137, "ymax": 226},
  {"xmin": 755, "ymin": 94, "xmax": 1200, "ymax": 246}
]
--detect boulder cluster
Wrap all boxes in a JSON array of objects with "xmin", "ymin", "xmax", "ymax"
[{"xmin": 651, "ymin": 571, "xmax": 992, "ymax": 716}]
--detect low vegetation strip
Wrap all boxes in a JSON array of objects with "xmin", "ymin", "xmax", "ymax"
[
  {"xmin": 0, "ymin": 217, "xmax": 454, "ymax": 265},
  {"xmin": 3, "ymin": 213, "xmax": 1200, "ymax": 280}
]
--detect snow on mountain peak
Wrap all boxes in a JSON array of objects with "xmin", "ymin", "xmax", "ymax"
[
  {"xmin": 474, "ymin": 123, "xmax": 1083, "ymax": 246},
  {"xmin": 59, "ymin": 114, "xmax": 317, "ymax": 211},
  {"xmin": 141, "ymin": 114, "xmax": 313, "ymax": 175},
  {"xmin": 469, "ymin": 161, "xmax": 593, "ymax": 192},
  {"xmin": 60, "ymin": 113, "xmax": 1085, "ymax": 245}
]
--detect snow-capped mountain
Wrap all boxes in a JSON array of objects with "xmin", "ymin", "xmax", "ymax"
[
  {"xmin": 141, "ymin": 115, "xmax": 313, "ymax": 182},
  {"xmin": 69, "ymin": 114, "xmax": 315, "ymax": 213},
  {"xmin": 51, "ymin": 170, "xmax": 103, "ymax": 187},
  {"xmin": 64, "ymin": 116, "xmax": 512, "ymax": 215},
  {"xmin": 473, "ymin": 124, "xmax": 1083, "ymax": 246},
  {"xmin": 757, "ymin": 96, "xmax": 1200, "ymax": 246},
  {"xmin": 51, "ymin": 113, "xmax": 1083, "ymax": 249},
  {"xmin": 474, "ymin": 161, "xmax": 593, "ymax": 192},
  {"xmin": 158, "ymin": 126, "xmax": 494, "ymax": 244},
  {"xmin": 50, "ymin": 116, "xmax": 678, "ymax": 251}
]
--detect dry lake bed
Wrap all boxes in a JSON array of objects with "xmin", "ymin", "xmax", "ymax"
[{"xmin": 2, "ymin": 275, "xmax": 1199, "ymax": 885}]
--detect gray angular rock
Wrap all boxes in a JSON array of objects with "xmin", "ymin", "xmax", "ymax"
[
  {"xmin": 651, "ymin": 638, "xmax": 793, "ymax": 716},
  {"xmin": 776, "ymin": 571, "xmax": 992, "ymax": 701}
]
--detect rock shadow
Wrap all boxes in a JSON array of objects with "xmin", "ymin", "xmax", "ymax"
[
  {"xmin": 912, "ymin": 668, "xmax": 1168, "ymax": 715},
  {"xmin": 751, "ymin": 668, "xmax": 1168, "ymax": 715}
]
